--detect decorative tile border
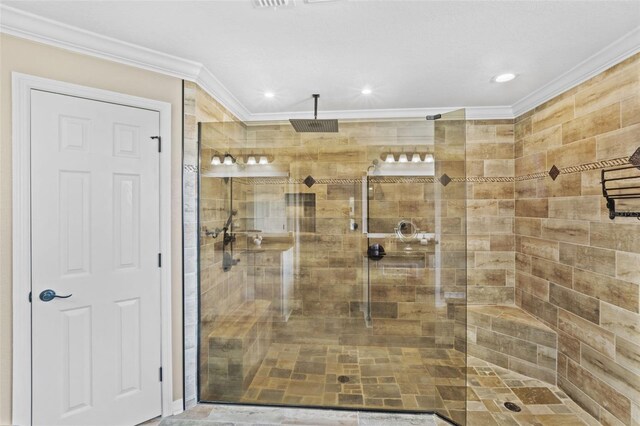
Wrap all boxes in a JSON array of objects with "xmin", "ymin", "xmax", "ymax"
[
  {"xmin": 560, "ymin": 157, "xmax": 630, "ymax": 174},
  {"xmin": 464, "ymin": 176, "xmax": 514, "ymax": 183},
  {"xmin": 189, "ymin": 155, "xmax": 631, "ymax": 186},
  {"xmin": 193, "ymin": 175, "xmax": 440, "ymax": 185},
  {"xmin": 516, "ymin": 157, "xmax": 630, "ymax": 182}
]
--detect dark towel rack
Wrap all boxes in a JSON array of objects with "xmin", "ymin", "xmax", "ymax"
[{"xmin": 601, "ymin": 163, "xmax": 640, "ymax": 220}]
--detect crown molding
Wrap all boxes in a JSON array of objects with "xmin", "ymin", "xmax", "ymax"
[
  {"xmin": 0, "ymin": 5, "xmax": 202, "ymax": 78},
  {"xmin": 512, "ymin": 25, "xmax": 640, "ymax": 118},
  {"xmin": 464, "ymin": 106, "xmax": 515, "ymax": 121},
  {"xmin": 1, "ymin": 4, "xmax": 638, "ymax": 123},
  {"xmin": 196, "ymin": 66, "xmax": 252, "ymax": 121},
  {"xmin": 0, "ymin": 4, "xmax": 251, "ymax": 121},
  {"xmin": 245, "ymin": 105, "xmax": 514, "ymax": 122}
]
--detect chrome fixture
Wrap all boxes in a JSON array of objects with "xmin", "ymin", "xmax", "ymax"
[{"xmin": 395, "ymin": 219, "xmax": 418, "ymax": 251}]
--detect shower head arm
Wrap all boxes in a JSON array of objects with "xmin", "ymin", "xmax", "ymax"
[{"xmin": 313, "ymin": 94, "xmax": 319, "ymax": 119}]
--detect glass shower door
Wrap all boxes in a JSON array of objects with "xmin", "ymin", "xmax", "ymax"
[
  {"xmin": 197, "ymin": 117, "xmax": 466, "ymax": 425},
  {"xmin": 364, "ymin": 109, "xmax": 467, "ymax": 423},
  {"xmin": 433, "ymin": 109, "xmax": 468, "ymax": 424}
]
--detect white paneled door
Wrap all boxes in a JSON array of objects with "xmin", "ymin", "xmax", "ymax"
[{"xmin": 30, "ymin": 90, "xmax": 162, "ymax": 426}]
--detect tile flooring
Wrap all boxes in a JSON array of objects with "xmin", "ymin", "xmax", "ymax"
[
  {"xmin": 238, "ymin": 343, "xmax": 466, "ymax": 420},
  {"xmin": 465, "ymin": 357, "xmax": 597, "ymax": 425},
  {"xmin": 173, "ymin": 341, "xmax": 596, "ymax": 425}
]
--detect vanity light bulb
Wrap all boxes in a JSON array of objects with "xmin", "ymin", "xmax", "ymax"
[
  {"xmin": 247, "ymin": 156, "xmax": 257, "ymax": 165},
  {"xmin": 211, "ymin": 156, "xmax": 221, "ymax": 165},
  {"xmin": 259, "ymin": 156, "xmax": 269, "ymax": 165},
  {"xmin": 411, "ymin": 153, "xmax": 422, "ymax": 163},
  {"xmin": 425, "ymin": 154, "xmax": 434, "ymax": 163},
  {"xmin": 223, "ymin": 156, "xmax": 234, "ymax": 165},
  {"xmin": 385, "ymin": 154, "xmax": 395, "ymax": 163},
  {"xmin": 399, "ymin": 153, "xmax": 408, "ymax": 163}
]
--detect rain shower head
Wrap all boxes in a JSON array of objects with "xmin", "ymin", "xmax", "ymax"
[
  {"xmin": 290, "ymin": 94, "xmax": 339, "ymax": 133},
  {"xmin": 290, "ymin": 119, "xmax": 338, "ymax": 133}
]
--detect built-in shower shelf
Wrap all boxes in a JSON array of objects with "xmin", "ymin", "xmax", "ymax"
[
  {"xmin": 202, "ymin": 170, "xmax": 289, "ymax": 178},
  {"xmin": 367, "ymin": 164, "xmax": 435, "ymax": 177},
  {"xmin": 366, "ymin": 232, "xmax": 435, "ymax": 240}
]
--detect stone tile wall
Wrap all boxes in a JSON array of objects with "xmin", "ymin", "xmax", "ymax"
[
  {"xmin": 465, "ymin": 120, "xmax": 516, "ymax": 306},
  {"xmin": 466, "ymin": 305, "xmax": 557, "ymax": 384},
  {"xmin": 239, "ymin": 122, "xmax": 448, "ymax": 348},
  {"xmin": 183, "ymin": 81, "xmax": 246, "ymax": 408},
  {"xmin": 514, "ymin": 53, "xmax": 640, "ymax": 425}
]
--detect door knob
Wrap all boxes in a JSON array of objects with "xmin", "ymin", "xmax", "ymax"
[{"xmin": 39, "ymin": 289, "xmax": 72, "ymax": 302}]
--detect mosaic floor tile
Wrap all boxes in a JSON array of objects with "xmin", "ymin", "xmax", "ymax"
[
  {"xmin": 510, "ymin": 387, "xmax": 561, "ymax": 405},
  {"xmin": 240, "ymin": 343, "xmax": 466, "ymax": 417},
  {"xmin": 466, "ymin": 358, "xmax": 592, "ymax": 425},
  {"xmin": 186, "ymin": 341, "xmax": 596, "ymax": 425}
]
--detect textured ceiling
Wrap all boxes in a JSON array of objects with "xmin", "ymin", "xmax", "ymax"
[{"xmin": 4, "ymin": 1, "xmax": 639, "ymax": 116}]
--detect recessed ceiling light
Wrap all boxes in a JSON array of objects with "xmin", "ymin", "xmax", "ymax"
[
  {"xmin": 264, "ymin": 91, "xmax": 275, "ymax": 98},
  {"xmin": 493, "ymin": 73, "xmax": 516, "ymax": 83},
  {"xmin": 361, "ymin": 88, "xmax": 372, "ymax": 95}
]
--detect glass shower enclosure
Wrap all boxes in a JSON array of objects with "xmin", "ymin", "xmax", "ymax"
[{"xmin": 196, "ymin": 111, "xmax": 467, "ymax": 424}]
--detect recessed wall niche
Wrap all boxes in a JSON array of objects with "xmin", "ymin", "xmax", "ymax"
[{"xmin": 285, "ymin": 193, "xmax": 316, "ymax": 233}]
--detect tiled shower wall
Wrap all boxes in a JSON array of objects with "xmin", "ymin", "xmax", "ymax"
[
  {"xmin": 183, "ymin": 81, "xmax": 245, "ymax": 408},
  {"xmin": 514, "ymin": 53, "xmax": 640, "ymax": 425},
  {"xmin": 465, "ymin": 120, "xmax": 516, "ymax": 306},
  {"xmin": 240, "ymin": 122, "xmax": 453, "ymax": 348}
]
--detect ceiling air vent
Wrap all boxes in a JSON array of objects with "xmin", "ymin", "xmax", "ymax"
[{"xmin": 253, "ymin": 0, "xmax": 292, "ymax": 8}]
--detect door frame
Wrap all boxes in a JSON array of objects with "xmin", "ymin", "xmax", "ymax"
[{"xmin": 11, "ymin": 72, "xmax": 174, "ymax": 425}]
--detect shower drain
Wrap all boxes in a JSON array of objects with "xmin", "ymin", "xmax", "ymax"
[
  {"xmin": 504, "ymin": 402, "xmax": 522, "ymax": 412},
  {"xmin": 337, "ymin": 375, "xmax": 350, "ymax": 383}
]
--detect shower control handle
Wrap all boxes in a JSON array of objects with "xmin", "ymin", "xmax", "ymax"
[{"xmin": 367, "ymin": 244, "xmax": 386, "ymax": 261}]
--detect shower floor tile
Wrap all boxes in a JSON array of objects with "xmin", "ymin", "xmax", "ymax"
[
  {"xmin": 240, "ymin": 343, "xmax": 466, "ymax": 419},
  {"xmin": 466, "ymin": 358, "xmax": 597, "ymax": 425},
  {"xmin": 232, "ymin": 343, "xmax": 597, "ymax": 425}
]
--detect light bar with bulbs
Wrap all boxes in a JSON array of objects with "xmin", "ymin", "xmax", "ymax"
[
  {"xmin": 210, "ymin": 153, "xmax": 273, "ymax": 166},
  {"xmin": 381, "ymin": 152, "xmax": 434, "ymax": 163}
]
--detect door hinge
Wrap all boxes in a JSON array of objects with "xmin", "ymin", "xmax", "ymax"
[
  {"xmin": 159, "ymin": 367, "xmax": 163, "ymax": 382},
  {"xmin": 158, "ymin": 253, "xmax": 162, "ymax": 268},
  {"xmin": 28, "ymin": 291, "xmax": 32, "ymax": 303},
  {"xmin": 151, "ymin": 136, "xmax": 161, "ymax": 152}
]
